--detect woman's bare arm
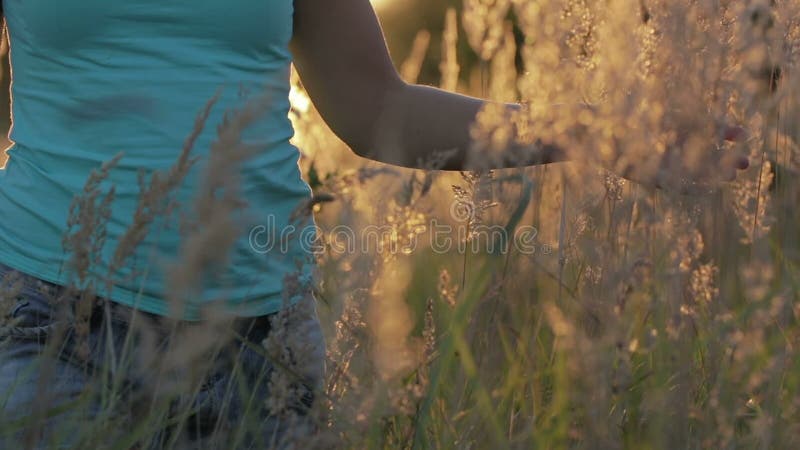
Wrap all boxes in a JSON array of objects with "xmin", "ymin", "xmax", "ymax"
[{"xmin": 289, "ymin": 0, "xmax": 561, "ymax": 171}]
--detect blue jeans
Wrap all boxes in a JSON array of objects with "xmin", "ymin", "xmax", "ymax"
[{"xmin": 0, "ymin": 263, "xmax": 325, "ymax": 449}]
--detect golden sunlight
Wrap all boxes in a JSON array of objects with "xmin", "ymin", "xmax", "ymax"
[{"xmin": 370, "ymin": 0, "xmax": 393, "ymax": 10}]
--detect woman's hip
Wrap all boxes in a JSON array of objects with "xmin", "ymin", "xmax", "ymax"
[{"xmin": 0, "ymin": 262, "xmax": 325, "ymax": 448}]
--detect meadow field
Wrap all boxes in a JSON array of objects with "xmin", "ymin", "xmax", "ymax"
[{"xmin": 2, "ymin": 0, "xmax": 800, "ymax": 449}]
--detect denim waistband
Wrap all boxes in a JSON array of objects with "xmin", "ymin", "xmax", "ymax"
[{"xmin": 0, "ymin": 262, "xmax": 273, "ymax": 344}]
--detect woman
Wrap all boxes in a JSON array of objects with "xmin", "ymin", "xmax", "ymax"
[{"xmin": 0, "ymin": 0, "xmax": 748, "ymax": 448}]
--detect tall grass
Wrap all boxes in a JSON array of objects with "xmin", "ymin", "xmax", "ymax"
[
  {"xmin": 1, "ymin": 0, "xmax": 800, "ymax": 448},
  {"xmin": 302, "ymin": 1, "xmax": 800, "ymax": 448}
]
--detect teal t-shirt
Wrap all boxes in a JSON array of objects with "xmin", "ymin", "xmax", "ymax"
[{"xmin": 0, "ymin": 1, "xmax": 316, "ymax": 319}]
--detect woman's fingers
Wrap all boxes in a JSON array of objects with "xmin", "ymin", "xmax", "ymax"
[
  {"xmin": 633, "ymin": 124, "xmax": 751, "ymax": 194},
  {"xmin": 652, "ymin": 147, "xmax": 750, "ymax": 195},
  {"xmin": 719, "ymin": 150, "xmax": 750, "ymax": 180},
  {"xmin": 723, "ymin": 125, "xmax": 748, "ymax": 143},
  {"xmin": 720, "ymin": 125, "xmax": 750, "ymax": 178},
  {"xmin": 735, "ymin": 155, "xmax": 751, "ymax": 170}
]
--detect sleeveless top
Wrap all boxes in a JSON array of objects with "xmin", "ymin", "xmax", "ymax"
[{"xmin": 0, "ymin": 1, "xmax": 316, "ymax": 319}]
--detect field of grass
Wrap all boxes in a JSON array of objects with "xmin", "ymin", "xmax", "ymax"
[{"xmin": 2, "ymin": 1, "xmax": 800, "ymax": 449}]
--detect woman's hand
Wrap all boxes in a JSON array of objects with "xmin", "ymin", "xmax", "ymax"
[{"xmin": 651, "ymin": 124, "xmax": 750, "ymax": 195}]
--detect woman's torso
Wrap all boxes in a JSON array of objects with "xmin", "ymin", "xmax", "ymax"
[{"xmin": 0, "ymin": 0, "xmax": 315, "ymax": 319}]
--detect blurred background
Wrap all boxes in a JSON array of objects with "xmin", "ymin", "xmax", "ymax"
[
  {"xmin": 371, "ymin": 0, "xmax": 482, "ymax": 85},
  {"xmin": 0, "ymin": 33, "xmax": 9, "ymax": 165}
]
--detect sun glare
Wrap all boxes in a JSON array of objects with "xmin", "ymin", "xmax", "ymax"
[{"xmin": 370, "ymin": 0, "xmax": 392, "ymax": 10}]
